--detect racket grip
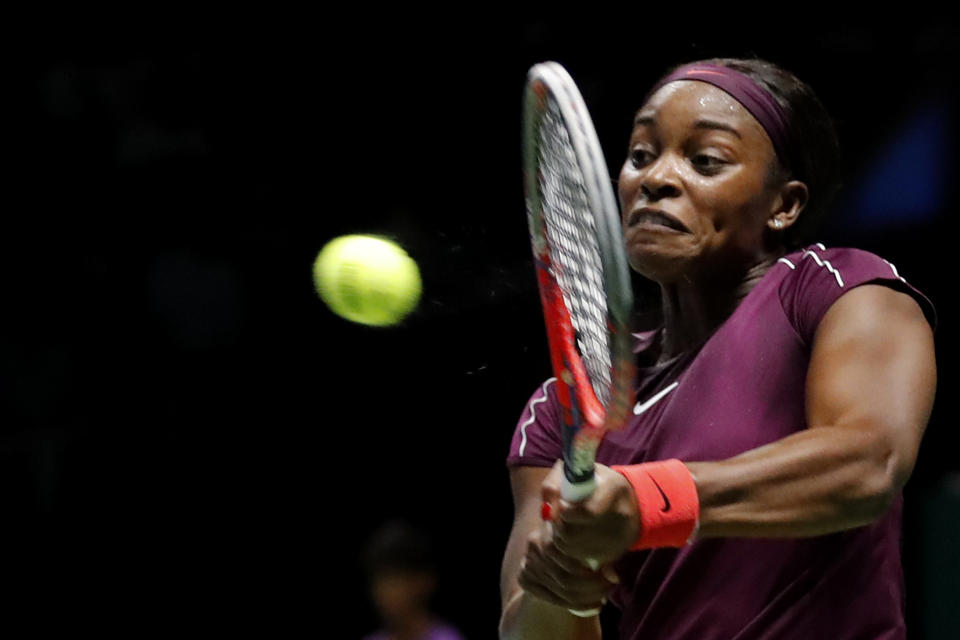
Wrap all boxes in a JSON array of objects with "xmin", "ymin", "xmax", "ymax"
[
  {"xmin": 561, "ymin": 474, "xmax": 596, "ymax": 502},
  {"xmin": 547, "ymin": 479, "xmax": 604, "ymax": 618},
  {"xmin": 559, "ymin": 477, "xmax": 601, "ymax": 571}
]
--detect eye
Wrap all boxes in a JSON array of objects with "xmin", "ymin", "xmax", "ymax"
[
  {"xmin": 691, "ymin": 153, "xmax": 726, "ymax": 174},
  {"xmin": 629, "ymin": 148, "xmax": 655, "ymax": 168}
]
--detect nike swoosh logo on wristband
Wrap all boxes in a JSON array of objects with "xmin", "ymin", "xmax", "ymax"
[{"xmin": 648, "ymin": 474, "xmax": 671, "ymax": 512}]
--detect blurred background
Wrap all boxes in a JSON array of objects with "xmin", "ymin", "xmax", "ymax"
[{"xmin": 7, "ymin": 13, "xmax": 959, "ymax": 636}]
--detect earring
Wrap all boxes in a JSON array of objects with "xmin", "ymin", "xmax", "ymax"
[{"xmin": 773, "ymin": 219, "xmax": 784, "ymax": 229}]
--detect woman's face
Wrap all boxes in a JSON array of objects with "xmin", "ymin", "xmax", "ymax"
[
  {"xmin": 618, "ymin": 80, "xmax": 784, "ymax": 283},
  {"xmin": 371, "ymin": 570, "xmax": 435, "ymax": 622}
]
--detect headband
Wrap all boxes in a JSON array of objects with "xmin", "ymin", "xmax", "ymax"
[{"xmin": 649, "ymin": 63, "xmax": 793, "ymax": 170}]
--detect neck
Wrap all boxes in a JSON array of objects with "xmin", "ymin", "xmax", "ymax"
[{"xmin": 656, "ymin": 251, "xmax": 782, "ymax": 362}]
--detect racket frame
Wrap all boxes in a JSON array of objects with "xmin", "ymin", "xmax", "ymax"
[{"xmin": 522, "ymin": 62, "xmax": 636, "ymax": 502}]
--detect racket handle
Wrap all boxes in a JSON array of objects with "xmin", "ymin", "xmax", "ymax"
[
  {"xmin": 560, "ymin": 475, "xmax": 601, "ymax": 571},
  {"xmin": 561, "ymin": 474, "xmax": 596, "ymax": 503},
  {"xmin": 547, "ymin": 479, "xmax": 604, "ymax": 618}
]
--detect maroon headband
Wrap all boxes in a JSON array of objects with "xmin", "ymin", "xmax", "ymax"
[{"xmin": 649, "ymin": 63, "xmax": 793, "ymax": 169}]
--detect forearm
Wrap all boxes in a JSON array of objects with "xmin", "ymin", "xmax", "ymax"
[
  {"xmin": 500, "ymin": 471, "xmax": 604, "ymax": 640},
  {"xmin": 499, "ymin": 589, "xmax": 601, "ymax": 640},
  {"xmin": 687, "ymin": 425, "xmax": 903, "ymax": 539}
]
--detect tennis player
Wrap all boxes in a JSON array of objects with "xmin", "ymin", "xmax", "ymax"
[{"xmin": 500, "ymin": 58, "xmax": 937, "ymax": 639}]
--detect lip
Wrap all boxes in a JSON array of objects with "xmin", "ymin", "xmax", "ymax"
[{"xmin": 627, "ymin": 207, "xmax": 689, "ymax": 233}]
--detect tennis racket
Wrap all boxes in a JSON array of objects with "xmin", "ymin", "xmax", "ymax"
[{"xmin": 522, "ymin": 62, "xmax": 636, "ymax": 506}]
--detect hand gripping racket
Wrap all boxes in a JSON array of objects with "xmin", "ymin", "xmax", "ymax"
[{"xmin": 522, "ymin": 62, "xmax": 636, "ymax": 507}]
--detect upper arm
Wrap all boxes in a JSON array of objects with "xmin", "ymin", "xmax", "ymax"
[
  {"xmin": 501, "ymin": 465, "xmax": 552, "ymax": 609},
  {"xmin": 806, "ymin": 284, "xmax": 936, "ymax": 486}
]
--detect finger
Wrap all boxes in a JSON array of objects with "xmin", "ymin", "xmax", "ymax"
[
  {"xmin": 540, "ymin": 522, "xmax": 596, "ymax": 575},
  {"xmin": 517, "ymin": 568, "xmax": 570, "ymax": 608},
  {"xmin": 541, "ymin": 460, "xmax": 565, "ymax": 504},
  {"xmin": 558, "ymin": 501, "xmax": 598, "ymax": 525},
  {"xmin": 527, "ymin": 538, "xmax": 612, "ymax": 600},
  {"xmin": 520, "ymin": 572, "xmax": 607, "ymax": 612},
  {"xmin": 558, "ymin": 486, "xmax": 618, "ymax": 526},
  {"xmin": 542, "ymin": 538, "xmax": 593, "ymax": 575},
  {"xmin": 538, "ymin": 545, "xmax": 618, "ymax": 599},
  {"xmin": 534, "ymin": 518, "xmax": 596, "ymax": 575},
  {"xmin": 541, "ymin": 501, "xmax": 554, "ymax": 522},
  {"xmin": 550, "ymin": 520, "xmax": 579, "ymax": 558},
  {"xmin": 559, "ymin": 464, "xmax": 634, "ymax": 524},
  {"xmin": 551, "ymin": 542, "xmax": 601, "ymax": 574},
  {"xmin": 519, "ymin": 566, "xmax": 611, "ymax": 611},
  {"xmin": 553, "ymin": 520, "xmax": 606, "ymax": 562},
  {"xmin": 526, "ymin": 534, "xmax": 577, "ymax": 588},
  {"xmin": 520, "ymin": 547, "xmax": 575, "ymax": 603}
]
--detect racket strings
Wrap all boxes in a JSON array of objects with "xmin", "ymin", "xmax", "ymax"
[{"xmin": 537, "ymin": 101, "xmax": 613, "ymax": 408}]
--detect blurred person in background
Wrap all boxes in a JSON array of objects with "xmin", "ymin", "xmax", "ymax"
[{"xmin": 363, "ymin": 520, "xmax": 465, "ymax": 640}]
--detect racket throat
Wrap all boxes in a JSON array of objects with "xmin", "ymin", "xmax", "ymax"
[{"xmin": 561, "ymin": 392, "xmax": 602, "ymax": 501}]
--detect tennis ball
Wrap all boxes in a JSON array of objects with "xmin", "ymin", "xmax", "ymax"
[{"xmin": 312, "ymin": 235, "xmax": 422, "ymax": 327}]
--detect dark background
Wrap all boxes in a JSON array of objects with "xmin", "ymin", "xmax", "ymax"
[{"xmin": 7, "ymin": 15, "xmax": 959, "ymax": 636}]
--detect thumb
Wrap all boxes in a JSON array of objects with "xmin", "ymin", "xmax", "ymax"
[
  {"xmin": 541, "ymin": 460, "xmax": 565, "ymax": 498},
  {"xmin": 541, "ymin": 460, "xmax": 566, "ymax": 517}
]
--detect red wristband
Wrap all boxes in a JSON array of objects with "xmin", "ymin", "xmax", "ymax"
[{"xmin": 611, "ymin": 459, "xmax": 699, "ymax": 549}]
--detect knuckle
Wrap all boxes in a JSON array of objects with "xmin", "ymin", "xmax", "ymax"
[{"xmin": 542, "ymin": 482, "xmax": 561, "ymax": 500}]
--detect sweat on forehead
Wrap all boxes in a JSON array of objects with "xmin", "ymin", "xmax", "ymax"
[
  {"xmin": 646, "ymin": 63, "xmax": 793, "ymax": 170},
  {"xmin": 638, "ymin": 82, "xmax": 750, "ymax": 119}
]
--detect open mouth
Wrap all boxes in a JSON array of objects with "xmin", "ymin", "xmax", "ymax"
[{"xmin": 628, "ymin": 208, "xmax": 688, "ymax": 232}]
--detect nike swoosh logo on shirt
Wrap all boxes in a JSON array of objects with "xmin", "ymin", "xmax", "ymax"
[
  {"xmin": 633, "ymin": 382, "xmax": 679, "ymax": 415},
  {"xmin": 648, "ymin": 475, "xmax": 671, "ymax": 512}
]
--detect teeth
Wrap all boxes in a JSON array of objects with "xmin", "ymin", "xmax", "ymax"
[{"xmin": 634, "ymin": 212, "xmax": 678, "ymax": 229}]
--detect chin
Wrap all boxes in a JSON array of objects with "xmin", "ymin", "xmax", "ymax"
[
  {"xmin": 627, "ymin": 239, "xmax": 696, "ymax": 284},
  {"xmin": 629, "ymin": 252, "xmax": 687, "ymax": 284}
]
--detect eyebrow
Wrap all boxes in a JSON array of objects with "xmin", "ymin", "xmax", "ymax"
[{"xmin": 633, "ymin": 115, "xmax": 742, "ymax": 139}]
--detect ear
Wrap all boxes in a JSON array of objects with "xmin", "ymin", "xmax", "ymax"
[{"xmin": 768, "ymin": 180, "xmax": 808, "ymax": 232}]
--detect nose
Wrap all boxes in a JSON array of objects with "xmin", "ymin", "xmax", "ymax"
[{"xmin": 640, "ymin": 152, "xmax": 682, "ymax": 202}]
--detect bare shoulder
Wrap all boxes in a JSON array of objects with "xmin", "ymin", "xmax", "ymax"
[{"xmin": 807, "ymin": 283, "xmax": 936, "ymax": 483}]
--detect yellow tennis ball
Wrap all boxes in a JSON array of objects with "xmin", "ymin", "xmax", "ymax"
[{"xmin": 313, "ymin": 235, "xmax": 422, "ymax": 327}]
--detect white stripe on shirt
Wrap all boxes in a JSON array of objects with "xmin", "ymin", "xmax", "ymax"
[
  {"xmin": 802, "ymin": 249, "xmax": 844, "ymax": 288},
  {"xmin": 519, "ymin": 378, "xmax": 556, "ymax": 457},
  {"xmin": 883, "ymin": 259, "xmax": 908, "ymax": 283}
]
